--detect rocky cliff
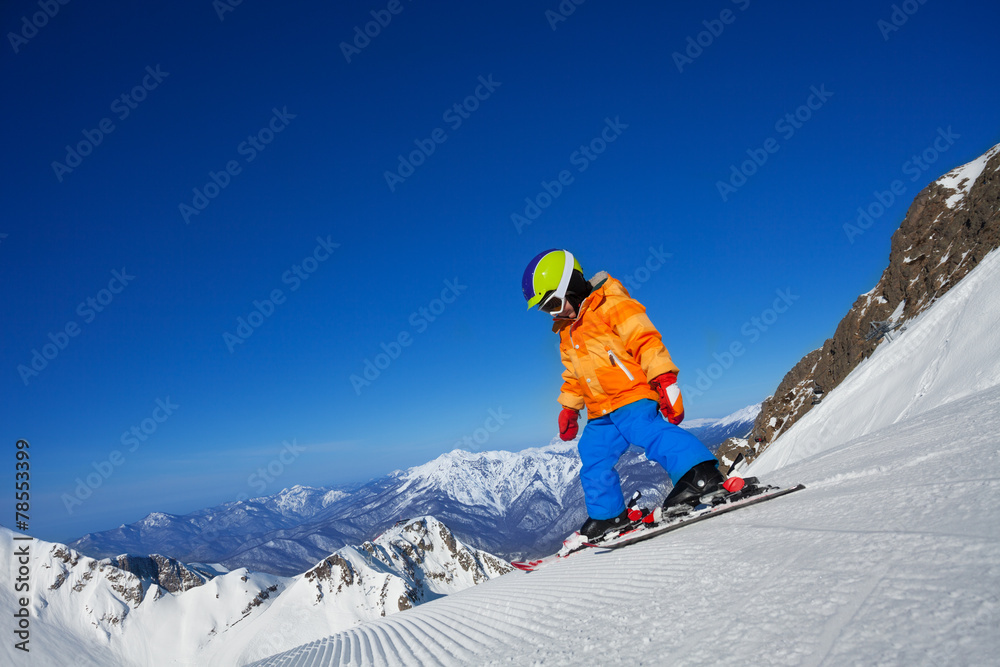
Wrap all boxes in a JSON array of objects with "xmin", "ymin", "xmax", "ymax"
[
  {"xmin": 750, "ymin": 142, "xmax": 1000, "ymax": 452},
  {"xmin": 111, "ymin": 553, "xmax": 209, "ymax": 594}
]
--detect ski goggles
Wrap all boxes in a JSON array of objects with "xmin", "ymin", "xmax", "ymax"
[{"xmin": 538, "ymin": 251, "xmax": 575, "ymax": 314}]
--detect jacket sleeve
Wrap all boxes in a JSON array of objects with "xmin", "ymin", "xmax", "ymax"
[
  {"xmin": 603, "ymin": 292, "xmax": 680, "ymax": 381},
  {"xmin": 558, "ymin": 340, "xmax": 586, "ymax": 411}
]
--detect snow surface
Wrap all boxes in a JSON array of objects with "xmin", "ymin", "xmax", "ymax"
[{"xmin": 887, "ymin": 298, "xmax": 906, "ymax": 323}]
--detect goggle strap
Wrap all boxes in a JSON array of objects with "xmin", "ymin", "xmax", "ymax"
[
  {"xmin": 552, "ymin": 250, "xmax": 574, "ymax": 300},
  {"xmin": 538, "ymin": 250, "xmax": 575, "ymax": 312}
]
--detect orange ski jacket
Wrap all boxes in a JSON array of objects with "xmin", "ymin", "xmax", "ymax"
[{"xmin": 554, "ymin": 273, "xmax": 679, "ymax": 418}]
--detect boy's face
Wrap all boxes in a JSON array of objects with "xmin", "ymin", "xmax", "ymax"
[{"xmin": 552, "ymin": 300, "xmax": 577, "ymax": 320}]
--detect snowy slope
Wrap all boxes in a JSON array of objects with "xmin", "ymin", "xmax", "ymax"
[
  {"xmin": 749, "ymin": 247, "xmax": 1000, "ymax": 476},
  {"xmin": 249, "ymin": 251, "xmax": 1000, "ymax": 666}
]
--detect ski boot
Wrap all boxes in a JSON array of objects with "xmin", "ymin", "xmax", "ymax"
[
  {"xmin": 579, "ymin": 491, "xmax": 646, "ymax": 540},
  {"xmin": 662, "ymin": 461, "xmax": 728, "ymax": 515},
  {"xmin": 580, "ymin": 509, "xmax": 632, "ymax": 540}
]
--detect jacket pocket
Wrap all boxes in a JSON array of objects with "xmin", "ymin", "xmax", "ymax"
[{"xmin": 607, "ymin": 349, "xmax": 635, "ymax": 382}]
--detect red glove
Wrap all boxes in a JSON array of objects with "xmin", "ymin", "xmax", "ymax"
[
  {"xmin": 558, "ymin": 408, "xmax": 580, "ymax": 441},
  {"xmin": 650, "ymin": 372, "xmax": 685, "ymax": 425}
]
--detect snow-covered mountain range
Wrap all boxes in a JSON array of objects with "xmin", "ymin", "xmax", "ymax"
[
  {"xmin": 1, "ymin": 516, "xmax": 508, "ymax": 666},
  {"xmin": 74, "ymin": 430, "xmax": 751, "ymax": 573},
  {"xmin": 69, "ymin": 406, "xmax": 755, "ymax": 574}
]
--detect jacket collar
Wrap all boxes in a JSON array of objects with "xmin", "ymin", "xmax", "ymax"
[{"xmin": 551, "ymin": 271, "xmax": 610, "ymax": 332}]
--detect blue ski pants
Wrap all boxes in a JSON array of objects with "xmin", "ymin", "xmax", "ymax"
[{"xmin": 578, "ymin": 399, "xmax": 716, "ymax": 520}]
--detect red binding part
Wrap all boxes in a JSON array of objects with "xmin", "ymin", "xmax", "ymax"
[{"xmin": 723, "ymin": 477, "xmax": 745, "ymax": 493}]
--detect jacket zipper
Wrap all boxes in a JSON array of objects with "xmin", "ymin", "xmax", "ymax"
[{"xmin": 607, "ymin": 349, "xmax": 634, "ymax": 381}]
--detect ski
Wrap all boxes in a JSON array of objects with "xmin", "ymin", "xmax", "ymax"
[
  {"xmin": 511, "ymin": 490, "xmax": 646, "ymax": 572},
  {"xmin": 511, "ymin": 483, "xmax": 805, "ymax": 571},
  {"xmin": 590, "ymin": 483, "xmax": 806, "ymax": 551},
  {"xmin": 510, "ymin": 533, "xmax": 591, "ymax": 572}
]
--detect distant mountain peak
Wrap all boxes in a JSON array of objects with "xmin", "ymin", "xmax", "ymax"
[
  {"xmin": 682, "ymin": 404, "xmax": 762, "ymax": 453},
  {"xmin": 716, "ymin": 403, "xmax": 763, "ymax": 427},
  {"xmin": 141, "ymin": 511, "xmax": 178, "ymax": 527}
]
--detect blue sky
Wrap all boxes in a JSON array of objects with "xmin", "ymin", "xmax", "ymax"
[{"xmin": 2, "ymin": 0, "xmax": 998, "ymax": 543}]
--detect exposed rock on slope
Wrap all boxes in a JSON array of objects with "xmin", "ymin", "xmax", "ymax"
[
  {"xmin": 751, "ymin": 143, "xmax": 1000, "ymax": 450},
  {"xmin": 301, "ymin": 516, "xmax": 511, "ymax": 615},
  {"xmin": 111, "ymin": 553, "xmax": 209, "ymax": 594}
]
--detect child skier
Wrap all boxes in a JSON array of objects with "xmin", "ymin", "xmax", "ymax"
[{"xmin": 522, "ymin": 249, "xmax": 726, "ymax": 539}]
